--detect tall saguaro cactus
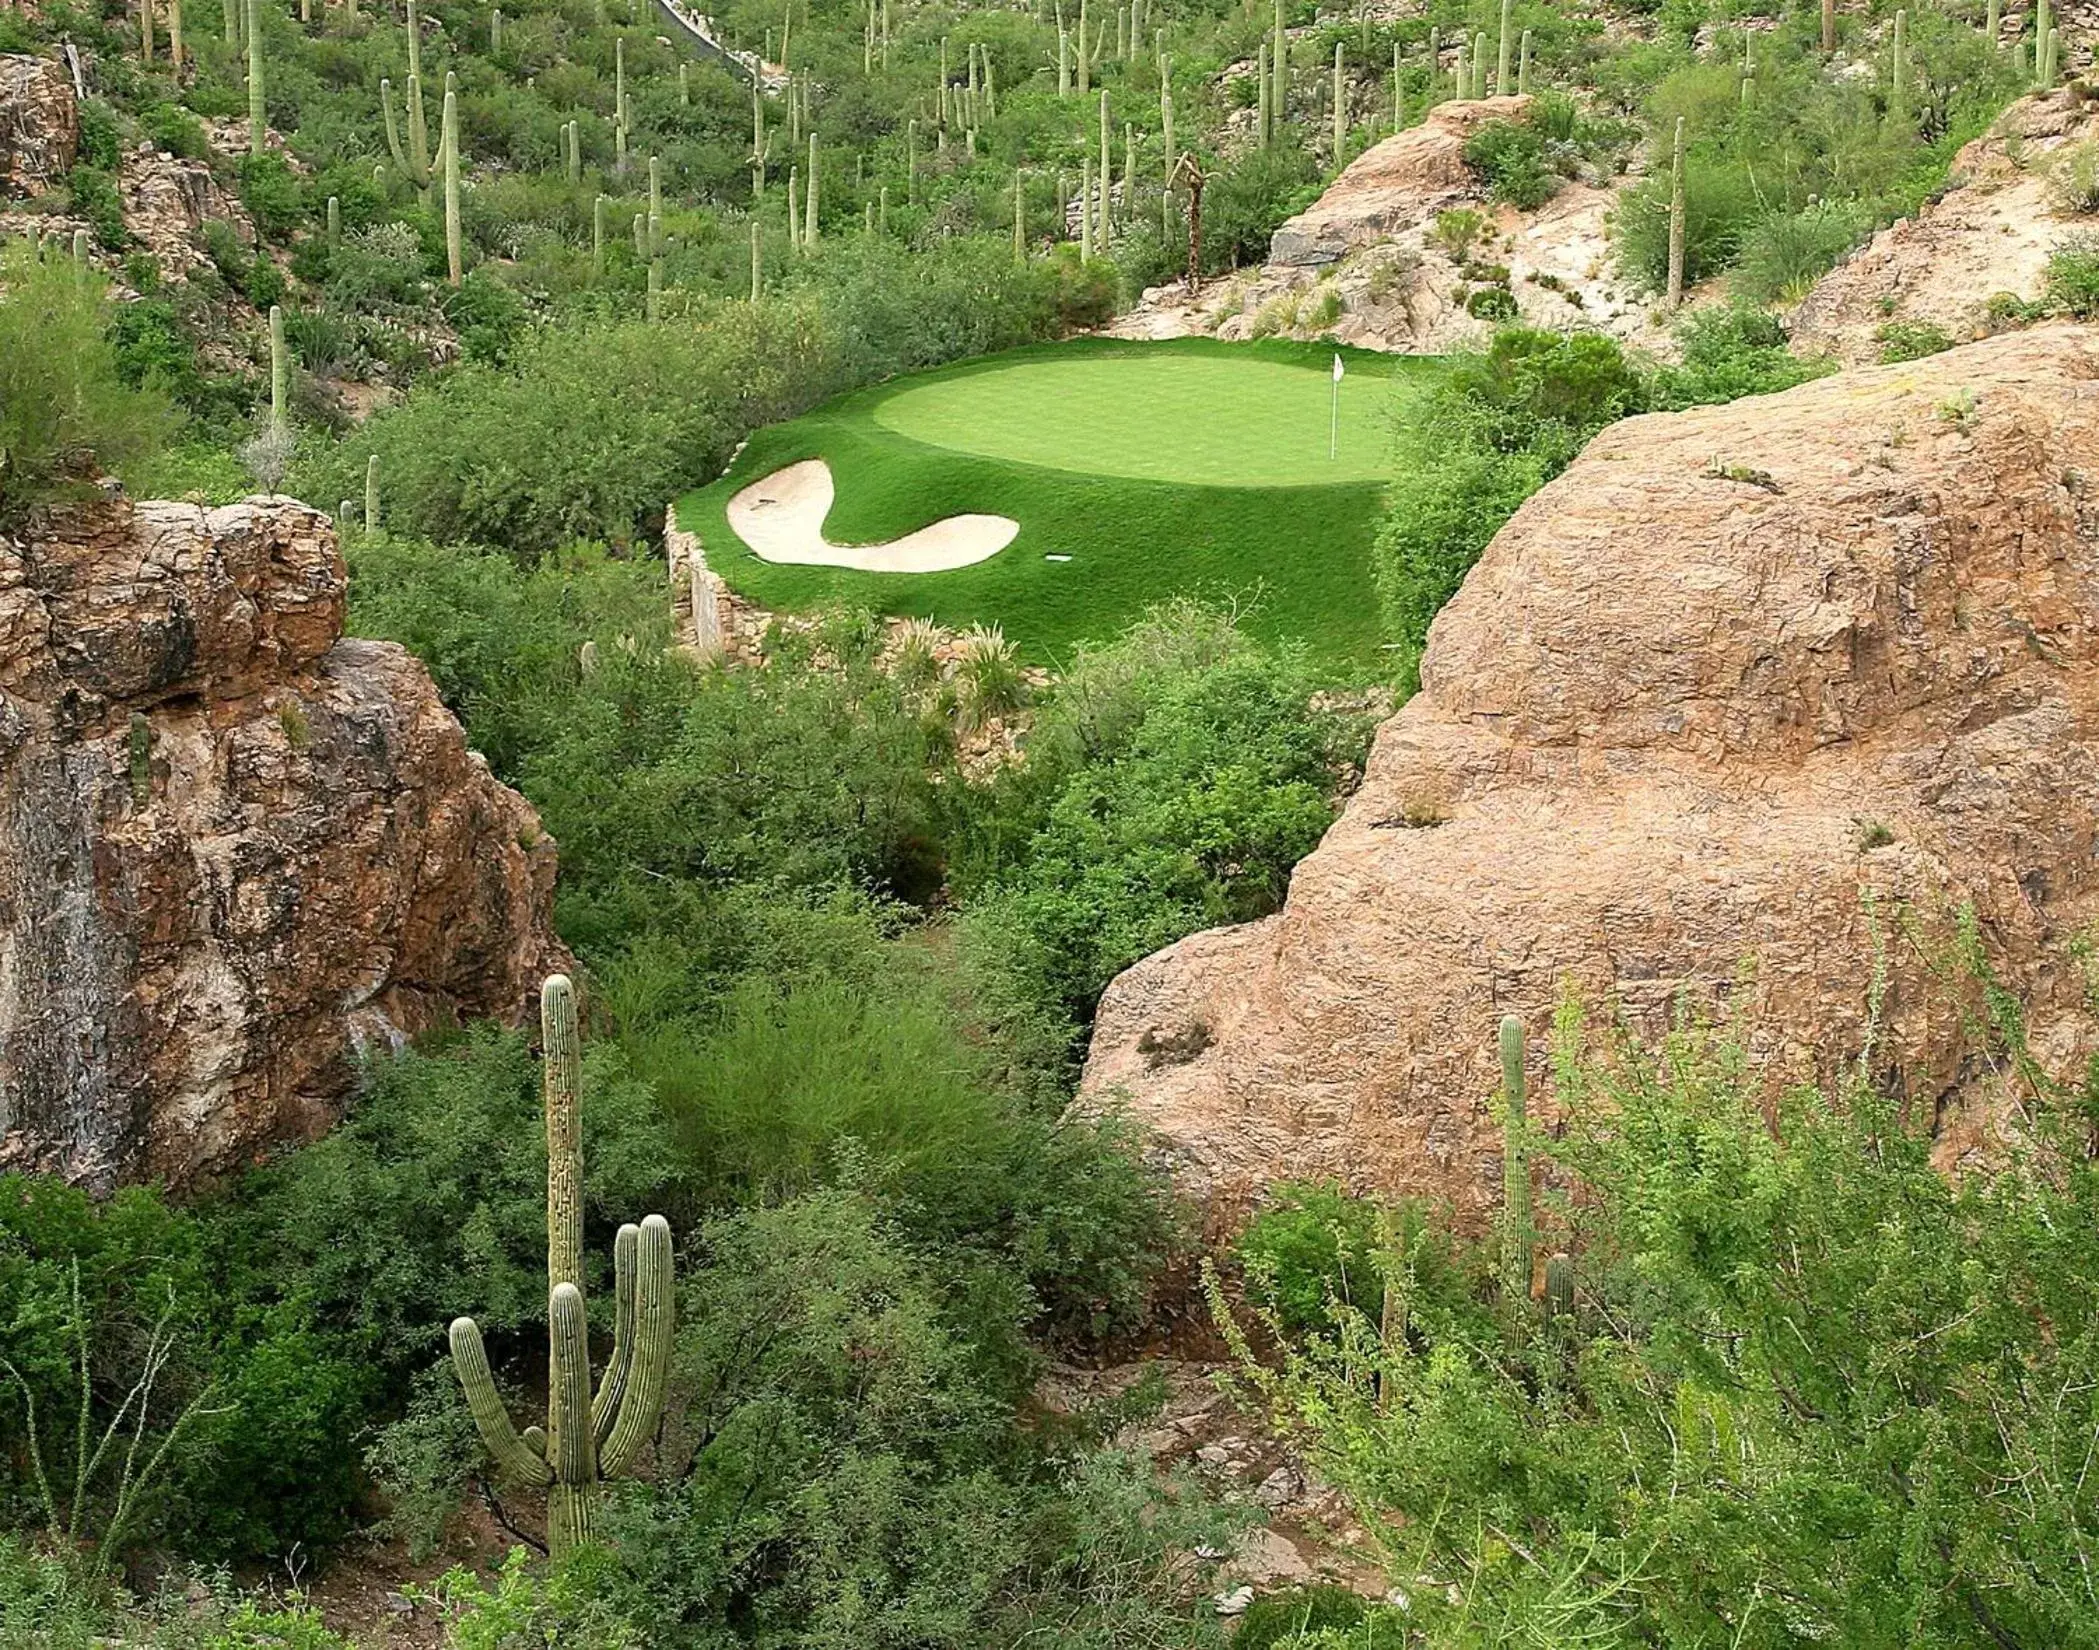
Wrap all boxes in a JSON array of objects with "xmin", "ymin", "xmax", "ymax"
[
  {"xmin": 245, "ymin": 0, "xmax": 265, "ymax": 155},
  {"xmin": 268, "ymin": 303, "xmax": 287, "ymax": 432},
  {"xmin": 1498, "ymin": 1014, "xmax": 1533, "ymax": 1312},
  {"xmin": 450, "ymin": 976, "xmax": 676, "ymax": 1560},
  {"xmin": 442, "ymin": 77, "xmax": 463, "ymax": 285},
  {"xmin": 1665, "ymin": 115, "xmax": 1686, "ymax": 309},
  {"xmin": 1495, "ymin": 0, "xmax": 1512, "ymax": 95}
]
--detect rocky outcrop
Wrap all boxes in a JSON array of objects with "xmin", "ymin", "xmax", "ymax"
[
  {"xmin": 0, "ymin": 53, "xmax": 77, "ymax": 197},
  {"xmin": 1081, "ymin": 327, "xmax": 2099, "ymax": 1221},
  {"xmin": 120, "ymin": 141, "xmax": 254, "ymax": 277},
  {"xmin": 1113, "ymin": 96, "xmax": 1656, "ymax": 355},
  {"xmin": 1790, "ymin": 89, "xmax": 2099, "ymax": 365},
  {"xmin": 0, "ymin": 496, "xmax": 564, "ymax": 1190},
  {"xmin": 1270, "ymin": 95, "xmax": 1534, "ymax": 267}
]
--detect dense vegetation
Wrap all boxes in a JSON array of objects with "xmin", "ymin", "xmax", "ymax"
[{"xmin": 1, "ymin": 0, "xmax": 2091, "ymax": 1635}]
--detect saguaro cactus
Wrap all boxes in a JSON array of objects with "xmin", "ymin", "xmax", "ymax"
[
  {"xmin": 1665, "ymin": 114, "xmax": 1686, "ymax": 309},
  {"xmin": 749, "ymin": 218, "xmax": 762, "ymax": 299},
  {"xmin": 268, "ymin": 303, "xmax": 287, "ymax": 431},
  {"xmin": 1498, "ymin": 1014, "xmax": 1533, "ymax": 1311},
  {"xmin": 1331, "ymin": 40, "xmax": 1344, "ymax": 158},
  {"xmin": 451, "ymin": 976, "xmax": 676, "ymax": 1560},
  {"xmin": 442, "ymin": 78, "xmax": 463, "ymax": 285},
  {"xmin": 1890, "ymin": 8, "xmax": 1907, "ymax": 117},
  {"xmin": 1495, "ymin": 0, "xmax": 1511, "ymax": 95},
  {"xmin": 1518, "ymin": 28, "xmax": 1531, "ymax": 94},
  {"xmin": 364, "ymin": 453, "xmax": 379, "ymax": 529},
  {"xmin": 246, "ymin": 0, "xmax": 265, "ymax": 154}
]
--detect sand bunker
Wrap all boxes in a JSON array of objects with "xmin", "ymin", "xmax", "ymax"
[{"xmin": 726, "ymin": 459, "xmax": 1019, "ymax": 572}]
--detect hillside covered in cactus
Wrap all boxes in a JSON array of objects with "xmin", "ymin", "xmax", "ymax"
[{"xmin": 6, "ymin": 0, "xmax": 2099, "ymax": 1636}]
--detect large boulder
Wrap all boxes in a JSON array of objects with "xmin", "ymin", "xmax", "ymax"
[
  {"xmin": 1269, "ymin": 95, "xmax": 1532, "ymax": 266},
  {"xmin": 1081, "ymin": 327, "xmax": 2099, "ymax": 1222},
  {"xmin": 0, "ymin": 495, "xmax": 565, "ymax": 1190}
]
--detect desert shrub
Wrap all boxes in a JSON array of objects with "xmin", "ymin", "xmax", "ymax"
[
  {"xmin": 219, "ymin": 1025, "xmax": 677, "ymax": 1383},
  {"xmin": 1201, "ymin": 143, "xmax": 1322, "ymax": 272},
  {"xmin": 237, "ymin": 152, "xmax": 306, "ymax": 242},
  {"xmin": 606, "ymin": 1189, "xmax": 1237, "ymax": 1647},
  {"xmin": 1234, "ymin": 1585, "xmax": 1406, "ymax": 1649},
  {"xmin": 1465, "ymin": 283, "xmax": 1518, "ymax": 319},
  {"xmin": 1875, "ymin": 317, "xmax": 1956, "ymax": 361},
  {"xmin": 2047, "ymin": 139, "xmax": 2099, "ymax": 214},
  {"xmin": 323, "ymin": 221, "xmax": 429, "ymax": 311},
  {"xmin": 64, "ymin": 163, "xmax": 127, "ymax": 248},
  {"xmin": 961, "ymin": 604, "xmax": 1370, "ymax": 1023},
  {"xmin": 0, "ymin": 1176, "xmax": 374, "ymax": 1566},
  {"xmin": 1374, "ymin": 329, "xmax": 1644, "ymax": 686},
  {"xmin": 0, "ymin": 246, "xmax": 176, "ymax": 515},
  {"xmin": 1648, "ymin": 306, "xmax": 1835, "ymax": 409},
  {"xmin": 1613, "ymin": 153, "xmax": 1761, "ymax": 292},
  {"xmin": 1429, "ymin": 206, "xmax": 1488, "ymax": 262},
  {"xmin": 141, "ymin": 101, "xmax": 209, "ymax": 159},
  {"xmin": 1236, "ymin": 1184, "xmax": 1391, "ymax": 1336},
  {"xmin": 1463, "ymin": 118, "xmax": 1558, "ymax": 210},
  {"xmin": 1730, "ymin": 200, "xmax": 1865, "ymax": 304},
  {"xmin": 1239, "ymin": 988, "xmax": 2099, "ymax": 1646},
  {"xmin": 2044, "ymin": 232, "xmax": 2099, "ymax": 318},
  {"xmin": 439, "ymin": 269, "xmax": 528, "ymax": 364}
]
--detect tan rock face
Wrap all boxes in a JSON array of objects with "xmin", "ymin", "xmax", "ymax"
[
  {"xmin": 1269, "ymin": 95, "xmax": 1533, "ymax": 266},
  {"xmin": 0, "ymin": 53, "xmax": 78, "ymax": 197},
  {"xmin": 1789, "ymin": 89, "xmax": 2099, "ymax": 366},
  {"xmin": 120, "ymin": 142, "xmax": 255, "ymax": 278},
  {"xmin": 0, "ymin": 497, "xmax": 565, "ymax": 1190},
  {"xmin": 1081, "ymin": 327, "xmax": 2099, "ymax": 1222}
]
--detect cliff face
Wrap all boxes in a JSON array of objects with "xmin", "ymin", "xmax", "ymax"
[
  {"xmin": 1081, "ymin": 327, "xmax": 2099, "ymax": 1221},
  {"xmin": 0, "ymin": 495, "xmax": 563, "ymax": 1189}
]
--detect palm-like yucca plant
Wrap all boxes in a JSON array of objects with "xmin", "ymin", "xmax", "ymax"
[
  {"xmin": 890, "ymin": 615, "xmax": 945, "ymax": 689},
  {"xmin": 953, "ymin": 623, "xmax": 1027, "ymax": 733}
]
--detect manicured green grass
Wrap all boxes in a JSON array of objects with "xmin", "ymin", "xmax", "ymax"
[{"xmin": 683, "ymin": 337, "xmax": 1439, "ymax": 674}]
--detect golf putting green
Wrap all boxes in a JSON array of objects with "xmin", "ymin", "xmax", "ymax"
[
  {"xmin": 871, "ymin": 352, "xmax": 1397, "ymax": 486},
  {"xmin": 685, "ymin": 337, "xmax": 1440, "ymax": 673}
]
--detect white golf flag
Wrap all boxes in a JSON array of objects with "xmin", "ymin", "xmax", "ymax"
[{"xmin": 1331, "ymin": 353, "xmax": 1345, "ymax": 382}]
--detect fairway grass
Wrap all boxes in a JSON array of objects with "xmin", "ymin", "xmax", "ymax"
[{"xmin": 684, "ymin": 337, "xmax": 1439, "ymax": 674}]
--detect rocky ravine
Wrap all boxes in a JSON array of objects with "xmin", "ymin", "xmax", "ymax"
[
  {"xmin": 0, "ymin": 495, "xmax": 563, "ymax": 1190},
  {"xmin": 1082, "ymin": 327, "xmax": 2099, "ymax": 1220}
]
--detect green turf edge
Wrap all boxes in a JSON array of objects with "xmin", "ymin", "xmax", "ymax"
[{"xmin": 681, "ymin": 338, "xmax": 1441, "ymax": 675}]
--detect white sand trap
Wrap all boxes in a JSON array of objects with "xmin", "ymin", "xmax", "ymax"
[{"xmin": 726, "ymin": 459, "xmax": 1018, "ymax": 572}]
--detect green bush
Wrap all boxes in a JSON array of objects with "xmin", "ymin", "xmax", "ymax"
[
  {"xmin": 1875, "ymin": 318, "xmax": 1955, "ymax": 362},
  {"xmin": 0, "ymin": 246, "xmax": 176, "ymax": 516},
  {"xmin": 1463, "ymin": 119, "xmax": 1558, "ymax": 210},
  {"xmin": 1373, "ymin": 329, "xmax": 1643, "ymax": 686},
  {"xmin": 2044, "ymin": 233, "xmax": 2099, "ymax": 319},
  {"xmin": 1201, "ymin": 143, "xmax": 1322, "ymax": 272},
  {"xmin": 1730, "ymin": 200, "xmax": 1864, "ymax": 305},
  {"xmin": 1649, "ymin": 306, "xmax": 1835, "ymax": 410},
  {"xmin": 1237, "ymin": 1184, "xmax": 1390, "ymax": 1336},
  {"xmin": 64, "ymin": 163, "xmax": 128, "ymax": 249},
  {"xmin": 1239, "ymin": 973, "xmax": 2099, "ymax": 1648},
  {"xmin": 1234, "ymin": 1585, "xmax": 1405, "ymax": 1649},
  {"xmin": 142, "ymin": 101, "xmax": 209, "ymax": 159},
  {"xmin": 1613, "ymin": 154, "xmax": 1761, "ymax": 293},
  {"xmin": 237, "ymin": 152, "xmax": 307, "ymax": 242},
  {"xmin": 962, "ymin": 603, "xmax": 1370, "ymax": 1023}
]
